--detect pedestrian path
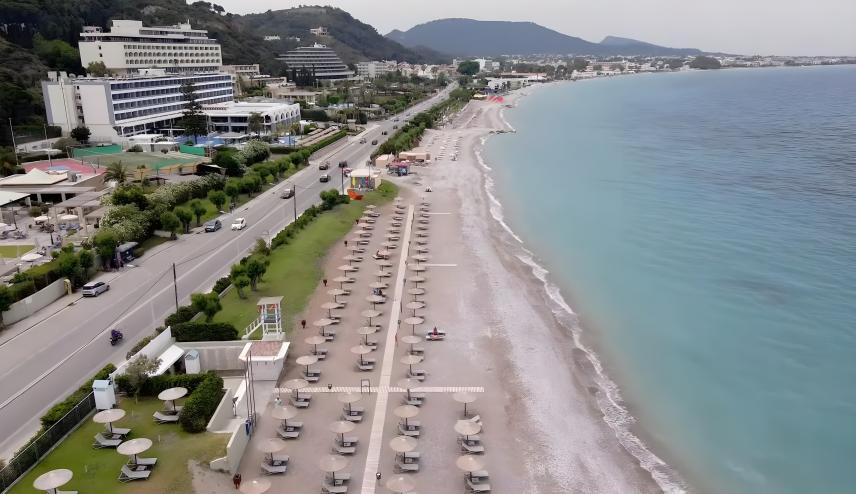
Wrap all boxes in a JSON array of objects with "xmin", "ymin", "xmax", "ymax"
[{"xmin": 275, "ymin": 385, "xmax": 485, "ymax": 394}]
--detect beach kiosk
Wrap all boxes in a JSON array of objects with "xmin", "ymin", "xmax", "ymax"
[{"xmin": 349, "ymin": 168, "xmax": 377, "ymax": 192}]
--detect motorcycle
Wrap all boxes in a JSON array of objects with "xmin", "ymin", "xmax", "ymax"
[{"xmin": 110, "ymin": 329, "xmax": 123, "ymax": 346}]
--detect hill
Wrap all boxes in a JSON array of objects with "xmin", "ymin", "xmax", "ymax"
[{"xmin": 387, "ymin": 18, "xmax": 702, "ymax": 57}]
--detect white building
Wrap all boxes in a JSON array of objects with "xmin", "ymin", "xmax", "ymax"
[
  {"xmin": 78, "ymin": 20, "xmax": 222, "ymax": 74},
  {"xmin": 277, "ymin": 44, "xmax": 354, "ymax": 82},
  {"xmin": 263, "ymin": 35, "xmax": 281, "ymax": 41},
  {"xmin": 204, "ymin": 100, "xmax": 300, "ymax": 134},
  {"xmin": 309, "ymin": 26, "xmax": 329, "ymax": 36},
  {"xmin": 356, "ymin": 61, "xmax": 396, "ymax": 79}
]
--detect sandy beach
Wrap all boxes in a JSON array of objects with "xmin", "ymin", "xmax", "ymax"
[{"xmin": 214, "ymin": 87, "xmax": 665, "ymax": 494}]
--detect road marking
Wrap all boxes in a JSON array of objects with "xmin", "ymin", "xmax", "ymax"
[{"xmin": 360, "ymin": 204, "xmax": 413, "ymax": 494}]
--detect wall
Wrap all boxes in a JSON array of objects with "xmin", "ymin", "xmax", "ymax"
[
  {"xmin": 181, "ymin": 341, "xmax": 246, "ymax": 372},
  {"xmin": 110, "ymin": 327, "xmax": 174, "ymax": 378},
  {"xmin": 209, "ymin": 419, "xmax": 250, "ymax": 475},
  {"xmin": 2, "ymin": 278, "xmax": 68, "ymax": 326},
  {"xmin": 206, "ymin": 386, "xmax": 236, "ymax": 432}
]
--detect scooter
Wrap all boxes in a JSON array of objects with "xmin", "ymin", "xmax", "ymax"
[{"xmin": 110, "ymin": 329, "xmax": 123, "ymax": 346}]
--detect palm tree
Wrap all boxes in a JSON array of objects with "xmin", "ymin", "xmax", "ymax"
[
  {"xmin": 104, "ymin": 161, "xmax": 128, "ymax": 184},
  {"xmin": 136, "ymin": 164, "xmax": 147, "ymax": 184}
]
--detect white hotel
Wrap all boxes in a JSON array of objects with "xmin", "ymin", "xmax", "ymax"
[{"xmin": 43, "ymin": 21, "xmax": 300, "ymax": 141}]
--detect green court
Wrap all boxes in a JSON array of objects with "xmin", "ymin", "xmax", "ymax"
[{"xmin": 72, "ymin": 146, "xmax": 203, "ymax": 171}]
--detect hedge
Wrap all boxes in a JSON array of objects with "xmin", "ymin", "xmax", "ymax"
[
  {"xmin": 212, "ymin": 276, "xmax": 231, "ymax": 295},
  {"xmin": 40, "ymin": 364, "xmax": 116, "ymax": 429},
  {"xmin": 178, "ymin": 373, "xmax": 225, "ymax": 432},
  {"xmin": 164, "ymin": 305, "xmax": 197, "ymax": 327},
  {"xmin": 172, "ymin": 321, "xmax": 238, "ymax": 342},
  {"xmin": 114, "ymin": 372, "xmax": 209, "ymax": 397}
]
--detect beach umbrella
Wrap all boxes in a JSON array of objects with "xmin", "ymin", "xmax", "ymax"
[
  {"xmin": 403, "ymin": 316, "xmax": 424, "ymax": 334},
  {"xmin": 320, "ymin": 302, "xmax": 340, "ymax": 319},
  {"xmin": 366, "ymin": 204, "xmax": 378, "ymax": 209},
  {"xmin": 394, "ymin": 404, "xmax": 420, "ymax": 428},
  {"xmin": 400, "ymin": 354, "xmax": 423, "ymax": 375},
  {"xmin": 343, "ymin": 254, "xmax": 361, "ymax": 263},
  {"xmin": 327, "ymin": 288, "xmax": 347, "ymax": 303},
  {"xmin": 377, "ymin": 249, "xmax": 391, "ymax": 257},
  {"xmin": 350, "ymin": 344, "xmax": 372, "ymax": 365},
  {"xmin": 456, "ymin": 454, "xmax": 485, "ymax": 481},
  {"xmin": 338, "ymin": 264, "xmax": 357, "ymax": 272},
  {"xmin": 93, "ymin": 408, "xmax": 126, "ymax": 433},
  {"xmin": 453, "ymin": 391, "xmax": 477, "ymax": 417},
  {"xmin": 361, "ymin": 309, "xmax": 381, "ymax": 326},
  {"xmin": 33, "ymin": 469, "xmax": 73, "ymax": 492},
  {"xmin": 257, "ymin": 437, "xmax": 287, "ymax": 462},
  {"xmin": 333, "ymin": 276, "xmax": 353, "ymax": 288},
  {"xmin": 409, "ymin": 275, "xmax": 427, "ymax": 285},
  {"xmin": 338, "ymin": 392, "xmax": 362, "ymax": 414},
  {"xmin": 416, "ymin": 225, "xmax": 429, "ymax": 231},
  {"xmin": 296, "ymin": 355, "xmax": 318, "ymax": 374},
  {"xmin": 328, "ymin": 420, "xmax": 356, "ymax": 443},
  {"xmin": 400, "ymin": 334, "xmax": 421, "ymax": 354},
  {"xmin": 454, "ymin": 419, "xmax": 481, "ymax": 440},
  {"xmin": 318, "ymin": 454, "xmax": 350, "ymax": 482},
  {"xmin": 388, "ymin": 435, "xmax": 418, "ymax": 453},
  {"xmin": 366, "ymin": 294, "xmax": 385, "ymax": 309},
  {"xmin": 313, "ymin": 318, "xmax": 336, "ymax": 337},
  {"xmin": 397, "ymin": 378, "xmax": 422, "ymax": 402},
  {"xmin": 117, "ymin": 438, "xmax": 152, "ymax": 466},
  {"xmin": 377, "ymin": 259, "xmax": 393, "ymax": 268},
  {"xmin": 369, "ymin": 281, "xmax": 388, "ymax": 289},
  {"xmin": 408, "ymin": 287, "xmax": 425, "ymax": 300},
  {"xmin": 357, "ymin": 326, "xmax": 377, "ymax": 345},
  {"xmin": 405, "ymin": 301, "xmax": 425, "ymax": 312},
  {"xmin": 272, "ymin": 404, "xmax": 298, "ymax": 428},
  {"xmin": 415, "ymin": 246, "xmax": 430, "ymax": 253},
  {"xmin": 375, "ymin": 270, "xmax": 391, "ymax": 279},
  {"xmin": 304, "ymin": 335, "xmax": 326, "ymax": 354},
  {"xmin": 158, "ymin": 387, "xmax": 187, "ymax": 412},
  {"xmin": 283, "ymin": 378, "xmax": 308, "ymax": 400},
  {"xmin": 411, "ymin": 254, "xmax": 429, "ymax": 263},
  {"xmin": 385, "ymin": 475, "xmax": 416, "ymax": 493},
  {"xmin": 408, "ymin": 264, "xmax": 427, "ymax": 272},
  {"xmin": 239, "ymin": 478, "xmax": 271, "ymax": 494},
  {"xmin": 381, "ymin": 241, "xmax": 398, "ymax": 248}
]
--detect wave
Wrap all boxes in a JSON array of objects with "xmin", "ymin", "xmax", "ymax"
[{"xmin": 475, "ymin": 134, "xmax": 688, "ymax": 494}]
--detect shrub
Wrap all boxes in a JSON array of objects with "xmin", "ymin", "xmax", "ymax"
[
  {"xmin": 127, "ymin": 145, "xmax": 143, "ymax": 152},
  {"xmin": 212, "ymin": 276, "xmax": 231, "ymax": 295},
  {"xmin": 172, "ymin": 321, "xmax": 238, "ymax": 342},
  {"xmin": 125, "ymin": 335, "xmax": 154, "ymax": 359},
  {"xmin": 178, "ymin": 373, "xmax": 224, "ymax": 432},
  {"xmin": 164, "ymin": 305, "xmax": 197, "ymax": 327},
  {"xmin": 115, "ymin": 372, "xmax": 210, "ymax": 396},
  {"xmin": 40, "ymin": 364, "xmax": 116, "ymax": 429},
  {"xmin": 236, "ymin": 141, "xmax": 270, "ymax": 166}
]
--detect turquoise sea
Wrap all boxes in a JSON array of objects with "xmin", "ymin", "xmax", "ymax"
[{"xmin": 483, "ymin": 65, "xmax": 856, "ymax": 493}]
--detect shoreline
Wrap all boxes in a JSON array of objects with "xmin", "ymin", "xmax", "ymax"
[{"xmin": 464, "ymin": 84, "xmax": 689, "ymax": 492}]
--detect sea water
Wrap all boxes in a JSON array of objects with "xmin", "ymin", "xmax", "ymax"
[{"xmin": 483, "ymin": 65, "xmax": 856, "ymax": 494}]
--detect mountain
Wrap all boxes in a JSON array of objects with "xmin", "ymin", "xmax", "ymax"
[{"xmin": 387, "ymin": 18, "xmax": 702, "ymax": 57}]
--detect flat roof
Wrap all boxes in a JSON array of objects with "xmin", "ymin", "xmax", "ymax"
[
  {"xmin": 0, "ymin": 169, "xmax": 67, "ymax": 186},
  {"xmin": 0, "ymin": 191, "xmax": 29, "ymax": 207},
  {"xmin": 53, "ymin": 190, "xmax": 110, "ymax": 209}
]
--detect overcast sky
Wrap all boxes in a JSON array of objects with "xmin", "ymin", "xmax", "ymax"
[{"xmin": 213, "ymin": 0, "xmax": 855, "ymax": 56}]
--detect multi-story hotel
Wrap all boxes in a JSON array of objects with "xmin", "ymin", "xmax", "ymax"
[
  {"xmin": 356, "ymin": 61, "xmax": 397, "ymax": 80},
  {"xmin": 78, "ymin": 20, "xmax": 222, "ymax": 74},
  {"xmin": 277, "ymin": 44, "xmax": 354, "ymax": 82}
]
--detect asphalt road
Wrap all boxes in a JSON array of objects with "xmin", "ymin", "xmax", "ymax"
[{"xmin": 0, "ymin": 86, "xmax": 453, "ymax": 459}]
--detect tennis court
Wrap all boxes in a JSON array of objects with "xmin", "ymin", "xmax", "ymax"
[{"xmin": 71, "ymin": 146, "xmax": 204, "ymax": 172}]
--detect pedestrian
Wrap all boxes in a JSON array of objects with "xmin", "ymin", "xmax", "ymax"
[
  {"xmin": 275, "ymin": 395, "xmax": 282, "ymax": 407},
  {"xmin": 344, "ymin": 240, "xmax": 348, "ymax": 247},
  {"xmin": 322, "ymin": 278, "xmax": 328, "ymax": 287},
  {"xmin": 301, "ymin": 319, "xmax": 306, "ymax": 330},
  {"xmin": 232, "ymin": 473, "xmax": 242, "ymax": 489}
]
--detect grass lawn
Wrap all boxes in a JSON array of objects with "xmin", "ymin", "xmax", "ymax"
[
  {"xmin": 214, "ymin": 182, "xmax": 398, "ymax": 337},
  {"xmin": 0, "ymin": 245, "xmax": 34, "ymax": 258},
  {"xmin": 7, "ymin": 397, "xmax": 227, "ymax": 494}
]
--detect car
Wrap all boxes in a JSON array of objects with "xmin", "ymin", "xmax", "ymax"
[
  {"xmin": 281, "ymin": 187, "xmax": 294, "ymax": 199},
  {"xmin": 359, "ymin": 138, "xmax": 366, "ymax": 144},
  {"xmin": 231, "ymin": 218, "xmax": 246, "ymax": 230},
  {"xmin": 318, "ymin": 162, "xmax": 330, "ymax": 170},
  {"xmin": 320, "ymin": 174, "xmax": 331, "ymax": 183},
  {"xmin": 204, "ymin": 219, "xmax": 221, "ymax": 232},
  {"xmin": 393, "ymin": 125, "xmax": 398, "ymax": 129},
  {"xmin": 338, "ymin": 161, "xmax": 348, "ymax": 168},
  {"xmin": 382, "ymin": 131, "xmax": 388, "ymax": 135},
  {"xmin": 371, "ymin": 140, "xmax": 378, "ymax": 145},
  {"xmin": 393, "ymin": 118, "xmax": 399, "ymax": 122},
  {"xmin": 82, "ymin": 281, "xmax": 109, "ymax": 297}
]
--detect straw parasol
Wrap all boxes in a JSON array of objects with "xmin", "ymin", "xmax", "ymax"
[
  {"xmin": 409, "ymin": 275, "xmax": 426, "ymax": 284},
  {"xmin": 158, "ymin": 387, "xmax": 187, "ymax": 411},
  {"xmin": 394, "ymin": 404, "xmax": 420, "ymax": 428},
  {"xmin": 388, "ymin": 435, "xmax": 418, "ymax": 453},
  {"xmin": 272, "ymin": 404, "xmax": 299, "ymax": 429},
  {"xmin": 350, "ymin": 344, "xmax": 373, "ymax": 365},
  {"xmin": 405, "ymin": 301, "xmax": 425, "ymax": 316},
  {"xmin": 318, "ymin": 454, "xmax": 350, "ymax": 482},
  {"xmin": 283, "ymin": 378, "xmax": 309, "ymax": 400},
  {"xmin": 357, "ymin": 325, "xmax": 377, "ymax": 345},
  {"xmin": 456, "ymin": 454, "xmax": 485, "ymax": 481},
  {"xmin": 366, "ymin": 294, "xmax": 385, "ymax": 309},
  {"xmin": 338, "ymin": 264, "xmax": 357, "ymax": 272},
  {"xmin": 453, "ymin": 391, "xmax": 477, "ymax": 417},
  {"xmin": 327, "ymin": 288, "xmax": 347, "ymax": 303},
  {"xmin": 320, "ymin": 302, "xmax": 341, "ymax": 319},
  {"xmin": 411, "ymin": 254, "xmax": 429, "ymax": 263},
  {"xmin": 117, "ymin": 437, "xmax": 152, "ymax": 465},
  {"xmin": 381, "ymin": 241, "xmax": 398, "ymax": 248},
  {"xmin": 304, "ymin": 335, "xmax": 326, "ymax": 354},
  {"xmin": 403, "ymin": 316, "xmax": 424, "ymax": 334},
  {"xmin": 377, "ymin": 259, "xmax": 393, "ymax": 268},
  {"xmin": 369, "ymin": 281, "xmax": 388, "ymax": 290},
  {"xmin": 328, "ymin": 420, "xmax": 356, "ymax": 444},
  {"xmin": 454, "ymin": 419, "xmax": 482, "ymax": 439},
  {"xmin": 333, "ymin": 276, "xmax": 353, "ymax": 288},
  {"xmin": 408, "ymin": 264, "xmax": 427, "ymax": 273},
  {"xmin": 366, "ymin": 204, "xmax": 378, "ymax": 209},
  {"xmin": 93, "ymin": 408, "xmax": 126, "ymax": 433},
  {"xmin": 239, "ymin": 478, "xmax": 271, "ymax": 494},
  {"xmin": 257, "ymin": 437, "xmax": 287, "ymax": 462},
  {"xmin": 397, "ymin": 378, "xmax": 422, "ymax": 401},
  {"xmin": 415, "ymin": 246, "xmax": 430, "ymax": 253},
  {"xmin": 33, "ymin": 469, "xmax": 73, "ymax": 492},
  {"xmin": 338, "ymin": 392, "xmax": 362, "ymax": 414},
  {"xmin": 343, "ymin": 254, "xmax": 361, "ymax": 263},
  {"xmin": 400, "ymin": 354, "xmax": 423, "ymax": 374},
  {"xmin": 361, "ymin": 309, "xmax": 381, "ymax": 326},
  {"xmin": 385, "ymin": 475, "xmax": 416, "ymax": 493},
  {"xmin": 295, "ymin": 355, "xmax": 318, "ymax": 374},
  {"xmin": 375, "ymin": 270, "xmax": 391, "ymax": 279}
]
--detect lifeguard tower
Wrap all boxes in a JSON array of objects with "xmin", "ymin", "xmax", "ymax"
[{"xmin": 243, "ymin": 296, "xmax": 284, "ymax": 340}]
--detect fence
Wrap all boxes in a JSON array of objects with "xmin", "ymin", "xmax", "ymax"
[{"xmin": 0, "ymin": 392, "xmax": 96, "ymax": 492}]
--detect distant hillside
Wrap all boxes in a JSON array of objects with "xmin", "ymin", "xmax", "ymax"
[{"xmin": 387, "ymin": 18, "xmax": 702, "ymax": 57}]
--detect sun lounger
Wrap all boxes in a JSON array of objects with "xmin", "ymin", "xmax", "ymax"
[
  {"xmin": 261, "ymin": 459, "xmax": 288, "ymax": 475},
  {"xmin": 321, "ymin": 483, "xmax": 348, "ymax": 494},
  {"xmin": 313, "ymin": 348, "xmax": 329, "ymax": 360},
  {"xmin": 130, "ymin": 457, "xmax": 157, "ymax": 467},
  {"xmin": 357, "ymin": 362, "xmax": 374, "ymax": 371},
  {"xmin": 408, "ymin": 369, "xmax": 426, "ymax": 381},
  {"xmin": 426, "ymin": 332, "xmax": 445, "ymax": 341},
  {"xmin": 278, "ymin": 426, "xmax": 301, "ymax": 439},
  {"xmin": 93, "ymin": 432, "xmax": 122, "ymax": 448},
  {"xmin": 398, "ymin": 423, "xmax": 420, "ymax": 437},
  {"xmin": 470, "ymin": 470, "xmax": 490, "ymax": 481},
  {"xmin": 466, "ymin": 479, "xmax": 492, "ymax": 492},
  {"xmin": 333, "ymin": 444, "xmax": 356, "ymax": 455},
  {"xmin": 339, "ymin": 436, "xmax": 358, "ymax": 446},
  {"xmin": 285, "ymin": 421, "xmax": 303, "ymax": 429},
  {"xmin": 326, "ymin": 472, "xmax": 351, "ymax": 483},
  {"xmin": 468, "ymin": 415, "xmax": 483, "ymax": 428},
  {"xmin": 462, "ymin": 442, "xmax": 485, "ymax": 454},
  {"xmin": 110, "ymin": 426, "xmax": 131, "ymax": 436},
  {"xmin": 153, "ymin": 411, "xmax": 179, "ymax": 424},
  {"xmin": 409, "ymin": 345, "xmax": 425, "ymax": 355},
  {"xmin": 395, "ymin": 461, "xmax": 420, "ymax": 473},
  {"xmin": 343, "ymin": 412, "xmax": 363, "ymax": 423},
  {"xmin": 118, "ymin": 464, "xmax": 151, "ymax": 482},
  {"xmin": 290, "ymin": 397, "xmax": 310, "ymax": 408}
]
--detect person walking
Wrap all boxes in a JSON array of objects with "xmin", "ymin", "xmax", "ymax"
[
  {"xmin": 232, "ymin": 473, "xmax": 242, "ymax": 489},
  {"xmin": 301, "ymin": 319, "xmax": 306, "ymax": 330},
  {"xmin": 322, "ymin": 278, "xmax": 328, "ymax": 287}
]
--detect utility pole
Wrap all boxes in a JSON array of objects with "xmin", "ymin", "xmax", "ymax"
[
  {"xmin": 293, "ymin": 187, "xmax": 298, "ymax": 222},
  {"xmin": 172, "ymin": 263, "xmax": 179, "ymax": 311},
  {"xmin": 8, "ymin": 118, "xmax": 20, "ymax": 168}
]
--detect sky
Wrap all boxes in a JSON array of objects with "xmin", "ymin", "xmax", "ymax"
[{"xmin": 212, "ymin": 0, "xmax": 856, "ymax": 56}]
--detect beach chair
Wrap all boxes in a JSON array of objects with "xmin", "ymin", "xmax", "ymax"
[
  {"xmin": 110, "ymin": 426, "xmax": 131, "ymax": 436},
  {"xmin": 357, "ymin": 361, "xmax": 374, "ymax": 372},
  {"xmin": 93, "ymin": 432, "xmax": 121, "ymax": 449},
  {"xmin": 277, "ymin": 426, "xmax": 301, "ymax": 439},
  {"xmin": 321, "ymin": 483, "xmax": 348, "ymax": 494},
  {"xmin": 333, "ymin": 443, "xmax": 356, "ymax": 455},
  {"xmin": 398, "ymin": 423, "xmax": 420, "ymax": 437},
  {"xmin": 130, "ymin": 457, "xmax": 157, "ymax": 467},
  {"xmin": 461, "ymin": 441, "xmax": 485, "ymax": 454},
  {"xmin": 313, "ymin": 348, "xmax": 329, "ymax": 360},
  {"xmin": 261, "ymin": 458, "xmax": 288, "ymax": 475},
  {"xmin": 118, "ymin": 464, "xmax": 151, "ymax": 482},
  {"xmin": 153, "ymin": 411, "xmax": 179, "ymax": 424},
  {"xmin": 466, "ymin": 478, "xmax": 492, "ymax": 492},
  {"xmin": 395, "ymin": 461, "xmax": 420, "ymax": 473},
  {"xmin": 409, "ymin": 345, "xmax": 425, "ymax": 355},
  {"xmin": 408, "ymin": 369, "xmax": 426, "ymax": 381}
]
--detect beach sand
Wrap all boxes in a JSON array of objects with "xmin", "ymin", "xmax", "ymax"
[{"xmin": 210, "ymin": 88, "xmax": 665, "ymax": 494}]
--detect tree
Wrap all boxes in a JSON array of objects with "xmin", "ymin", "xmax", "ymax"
[
  {"xmin": 212, "ymin": 150, "xmax": 242, "ymax": 177},
  {"xmin": 224, "ymin": 181, "xmax": 240, "ymax": 207},
  {"xmin": 123, "ymin": 355, "xmax": 161, "ymax": 402},
  {"xmin": 457, "ymin": 60, "xmax": 480, "ymax": 76},
  {"xmin": 247, "ymin": 112, "xmax": 264, "ymax": 135},
  {"xmin": 70, "ymin": 126, "xmax": 91, "ymax": 145},
  {"xmin": 78, "ymin": 249, "xmax": 94, "ymax": 274},
  {"xmin": 189, "ymin": 199, "xmax": 207, "ymax": 226},
  {"xmin": 230, "ymin": 263, "xmax": 250, "ymax": 298},
  {"xmin": 191, "ymin": 292, "xmax": 221, "ymax": 321},
  {"xmin": 0, "ymin": 285, "xmax": 14, "ymax": 329},
  {"xmin": 55, "ymin": 249, "xmax": 82, "ymax": 286},
  {"xmin": 104, "ymin": 161, "xmax": 128, "ymax": 184},
  {"xmin": 174, "ymin": 207, "xmax": 193, "ymax": 233},
  {"xmin": 86, "ymin": 61, "xmax": 109, "ymax": 77},
  {"xmin": 159, "ymin": 211, "xmax": 181, "ymax": 239},
  {"xmin": 690, "ymin": 56, "xmax": 722, "ymax": 70},
  {"xmin": 135, "ymin": 164, "xmax": 148, "ymax": 184},
  {"xmin": 179, "ymin": 81, "xmax": 208, "ymax": 142},
  {"xmin": 93, "ymin": 228, "xmax": 119, "ymax": 269},
  {"xmin": 32, "ymin": 34, "xmax": 80, "ymax": 73},
  {"xmin": 245, "ymin": 255, "xmax": 268, "ymax": 290},
  {"xmin": 111, "ymin": 185, "xmax": 148, "ymax": 210},
  {"xmin": 207, "ymin": 190, "xmax": 227, "ymax": 211}
]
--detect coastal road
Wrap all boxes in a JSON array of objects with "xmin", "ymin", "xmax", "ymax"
[{"xmin": 0, "ymin": 86, "xmax": 453, "ymax": 459}]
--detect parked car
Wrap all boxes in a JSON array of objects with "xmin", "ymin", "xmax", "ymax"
[
  {"xmin": 319, "ymin": 162, "xmax": 330, "ymax": 170},
  {"xmin": 382, "ymin": 131, "xmax": 388, "ymax": 135},
  {"xmin": 371, "ymin": 140, "xmax": 378, "ymax": 145},
  {"xmin": 82, "ymin": 281, "xmax": 110, "ymax": 297},
  {"xmin": 320, "ymin": 174, "xmax": 331, "ymax": 183},
  {"xmin": 281, "ymin": 187, "xmax": 295, "ymax": 199},
  {"xmin": 231, "ymin": 218, "xmax": 247, "ymax": 230},
  {"xmin": 204, "ymin": 219, "xmax": 221, "ymax": 232}
]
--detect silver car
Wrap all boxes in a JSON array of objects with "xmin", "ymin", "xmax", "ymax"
[{"xmin": 82, "ymin": 281, "xmax": 109, "ymax": 297}]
